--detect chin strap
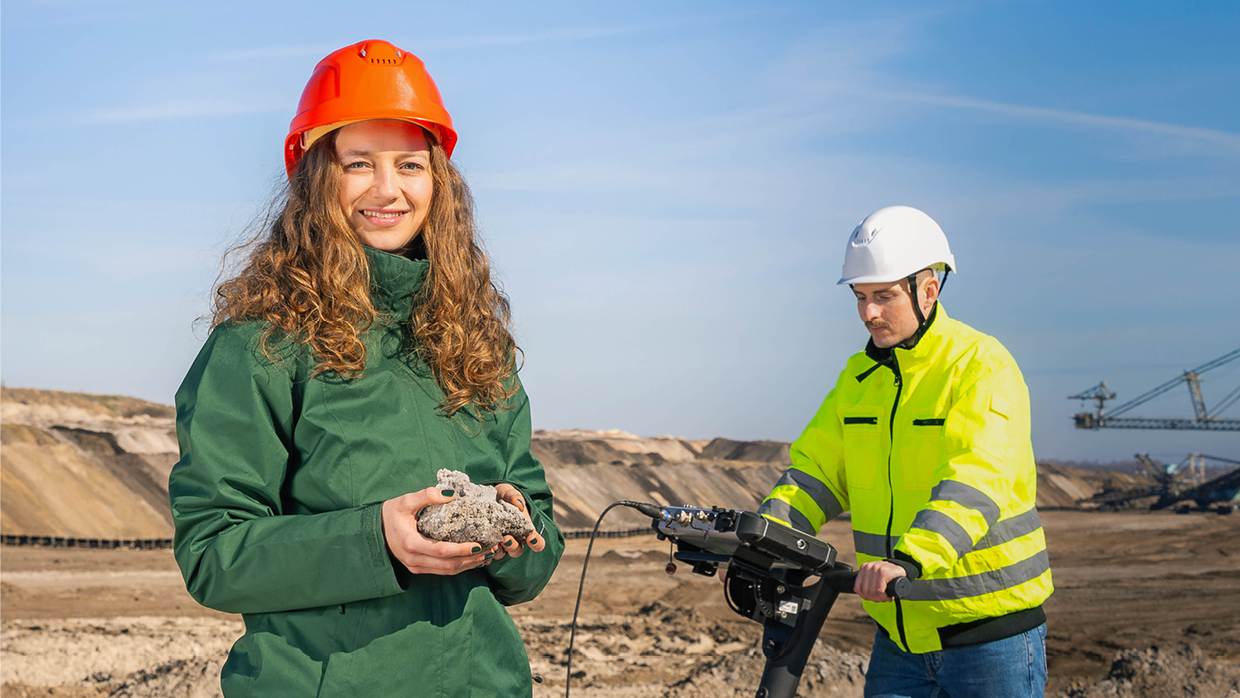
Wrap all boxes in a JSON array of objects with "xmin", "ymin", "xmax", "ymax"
[
  {"xmin": 900, "ymin": 269, "xmax": 948, "ymax": 349},
  {"xmin": 906, "ymin": 273, "xmax": 925, "ymax": 328}
]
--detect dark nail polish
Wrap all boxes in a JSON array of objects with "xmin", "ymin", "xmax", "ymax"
[
  {"xmin": 528, "ymin": 536, "xmax": 539, "ymax": 545},
  {"xmin": 440, "ymin": 489, "xmax": 455, "ymax": 497},
  {"xmin": 484, "ymin": 552, "xmax": 494, "ymax": 560},
  {"xmin": 505, "ymin": 539, "xmax": 516, "ymax": 547},
  {"xmin": 471, "ymin": 546, "xmax": 482, "ymax": 553}
]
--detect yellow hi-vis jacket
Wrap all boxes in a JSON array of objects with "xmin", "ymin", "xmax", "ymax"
[{"xmin": 759, "ymin": 304, "xmax": 1052, "ymax": 653}]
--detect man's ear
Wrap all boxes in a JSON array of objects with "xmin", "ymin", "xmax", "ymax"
[{"xmin": 922, "ymin": 274, "xmax": 940, "ymax": 307}]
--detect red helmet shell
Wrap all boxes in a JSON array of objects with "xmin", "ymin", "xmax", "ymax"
[{"xmin": 284, "ymin": 40, "xmax": 457, "ymax": 178}]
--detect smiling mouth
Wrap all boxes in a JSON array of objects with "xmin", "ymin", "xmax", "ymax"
[{"xmin": 362, "ymin": 210, "xmax": 406, "ymax": 219}]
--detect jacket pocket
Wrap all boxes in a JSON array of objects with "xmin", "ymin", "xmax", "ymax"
[
  {"xmin": 842, "ymin": 410, "xmax": 883, "ymax": 490},
  {"xmin": 902, "ymin": 418, "xmax": 944, "ymax": 491},
  {"xmin": 219, "ymin": 637, "xmax": 258, "ymax": 697},
  {"xmin": 229, "ymin": 624, "xmax": 326, "ymax": 698},
  {"xmin": 316, "ymin": 623, "xmax": 442, "ymax": 697}
]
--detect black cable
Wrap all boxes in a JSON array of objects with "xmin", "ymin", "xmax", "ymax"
[
  {"xmin": 1209, "ymin": 381, "xmax": 1240, "ymax": 416},
  {"xmin": 564, "ymin": 501, "xmax": 662, "ymax": 697}
]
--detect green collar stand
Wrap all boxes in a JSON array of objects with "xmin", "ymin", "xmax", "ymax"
[{"xmin": 365, "ymin": 246, "xmax": 430, "ymax": 319}]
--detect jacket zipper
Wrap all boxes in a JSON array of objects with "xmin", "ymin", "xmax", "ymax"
[{"xmin": 885, "ymin": 356, "xmax": 911, "ymax": 652}]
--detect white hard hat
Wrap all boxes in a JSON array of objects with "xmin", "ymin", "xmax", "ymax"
[{"xmin": 838, "ymin": 206, "xmax": 956, "ymax": 285}]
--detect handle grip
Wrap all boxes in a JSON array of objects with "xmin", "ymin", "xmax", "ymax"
[{"xmin": 822, "ymin": 569, "xmax": 910, "ymax": 600}]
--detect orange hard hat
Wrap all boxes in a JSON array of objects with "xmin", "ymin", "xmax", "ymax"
[{"xmin": 284, "ymin": 39, "xmax": 457, "ymax": 178}]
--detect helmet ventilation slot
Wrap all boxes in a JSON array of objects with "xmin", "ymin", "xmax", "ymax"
[{"xmin": 359, "ymin": 46, "xmax": 403, "ymax": 65}]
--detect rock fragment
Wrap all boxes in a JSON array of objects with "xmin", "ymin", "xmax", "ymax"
[{"xmin": 417, "ymin": 469, "xmax": 534, "ymax": 548}]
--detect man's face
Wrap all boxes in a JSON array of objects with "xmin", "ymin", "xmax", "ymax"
[{"xmin": 852, "ymin": 278, "xmax": 929, "ymax": 348}]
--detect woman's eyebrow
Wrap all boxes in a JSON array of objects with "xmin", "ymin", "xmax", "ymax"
[{"xmin": 339, "ymin": 148, "xmax": 429, "ymax": 158}]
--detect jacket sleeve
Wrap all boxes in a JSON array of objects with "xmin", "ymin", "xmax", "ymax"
[
  {"xmin": 759, "ymin": 385, "xmax": 850, "ymax": 534},
  {"xmin": 169, "ymin": 325, "xmax": 406, "ymax": 614},
  {"xmin": 895, "ymin": 357, "xmax": 1032, "ymax": 576},
  {"xmin": 484, "ymin": 381, "xmax": 565, "ymax": 606}
]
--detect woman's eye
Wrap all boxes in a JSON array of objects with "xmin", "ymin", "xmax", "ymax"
[
  {"xmin": 401, "ymin": 161, "xmax": 426, "ymax": 171},
  {"xmin": 344, "ymin": 161, "xmax": 368, "ymax": 169}
]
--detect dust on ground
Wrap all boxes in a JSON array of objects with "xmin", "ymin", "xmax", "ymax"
[{"xmin": 3, "ymin": 510, "xmax": 1239, "ymax": 698}]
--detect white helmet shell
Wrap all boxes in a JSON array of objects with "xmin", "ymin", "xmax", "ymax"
[{"xmin": 838, "ymin": 206, "xmax": 956, "ymax": 285}]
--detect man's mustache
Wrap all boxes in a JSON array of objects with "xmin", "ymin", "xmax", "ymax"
[{"xmin": 865, "ymin": 321, "xmax": 892, "ymax": 330}]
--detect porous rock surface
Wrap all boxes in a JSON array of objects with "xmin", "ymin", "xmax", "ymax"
[
  {"xmin": 417, "ymin": 469, "xmax": 533, "ymax": 547},
  {"xmin": 1059, "ymin": 645, "xmax": 1240, "ymax": 698}
]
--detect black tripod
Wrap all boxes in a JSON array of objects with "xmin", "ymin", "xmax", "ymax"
[
  {"xmin": 658, "ymin": 507, "xmax": 908, "ymax": 698},
  {"xmin": 566, "ymin": 504, "xmax": 907, "ymax": 698},
  {"xmin": 724, "ymin": 561, "xmax": 904, "ymax": 698}
]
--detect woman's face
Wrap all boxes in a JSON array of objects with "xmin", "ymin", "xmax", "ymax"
[{"xmin": 335, "ymin": 119, "xmax": 434, "ymax": 252}]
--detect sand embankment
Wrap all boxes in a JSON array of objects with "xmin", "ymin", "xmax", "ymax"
[
  {"xmin": 1, "ymin": 389, "xmax": 176, "ymax": 539},
  {"xmin": 3, "ymin": 389, "xmax": 1238, "ymax": 697},
  {"xmin": 4, "ymin": 511, "xmax": 1239, "ymax": 697},
  {"xmin": 0, "ymin": 388, "xmax": 1139, "ymax": 539}
]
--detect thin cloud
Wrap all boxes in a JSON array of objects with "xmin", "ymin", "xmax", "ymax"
[
  {"xmin": 207, "ymin": 9, "xmax": 777, "ymax": 61},
  {"xmin": 778, "ymin": 18, "xmax": 1240, "ymax": 156},
  {"xmin": 208, "ymin": 26, "xmax": 661, "ymax": 60},
  {"xmin": 415, "ymin": 18, "xmax": 715, "ymax": 51},
  {"xmin": 207, "ymin": 44, "xmax": 339, "ymax": 62},
  {"xmin": 23, "ymin": 0, "xmax": 142, "ymax": 6},
  {"xmin": 867, "ymin": 88, "xmax": 1240, "ymax": 153},
  {"xmin": 78, "ymin": 11, "xmax": 772, "ymax": 127},
  {"xmin": 83, "ymin": 100, "xmax": 282, "ymax": 122}
]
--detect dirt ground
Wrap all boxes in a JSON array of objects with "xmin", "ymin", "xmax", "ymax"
[{"xmin": 3, "ymin": 509, "xmax": 1239, "ymax": 697}]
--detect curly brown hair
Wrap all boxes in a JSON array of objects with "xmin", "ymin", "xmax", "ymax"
[{"xmin": 212, "ymin": 130, "xmax": 517, "ymax": 415}]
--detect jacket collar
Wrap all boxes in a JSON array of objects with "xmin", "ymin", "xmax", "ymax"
[
  {"xmin": 863, "ymin": 302, "xmax": 950, "ymax": 372},
  {"xmin": 365, "ymin": 246, "xmax": 429, "ymax": 319}
]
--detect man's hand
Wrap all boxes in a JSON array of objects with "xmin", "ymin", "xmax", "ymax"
[
  {"xmin": 855, "ymin": 560, "xmax": 907, "ymax": 602},
  {"xmin": 382, "ymin": 487, "xmax": 495, "ymax": 575},
  {"xmin": 489, "ymin": 483, "xmax": 546, "ymax": 562}
]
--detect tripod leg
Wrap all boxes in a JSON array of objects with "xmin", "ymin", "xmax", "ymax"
[{"xmin": 754, "ymin": 580, "xmax": 841, "ymax": 698}]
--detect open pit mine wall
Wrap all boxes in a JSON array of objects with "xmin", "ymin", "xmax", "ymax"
[
  {"xmin": 546, "ymin": 461, "xmax": 786, "ymax": 529},
  {"xmin": 528, "ymin": 432, "xmax": 792, "ymax": 528},
  {"xmin": 1, "ymin": 389, "xmax": 1127, "ymax": 539},
  {"xmin": 0, "ymin": 389, "xmax": 178, "ymax": 539}
]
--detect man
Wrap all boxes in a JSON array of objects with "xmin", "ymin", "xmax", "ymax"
[{"xmin": 759, "ymin": 206, "xmax": 1052, "ymax": 697}]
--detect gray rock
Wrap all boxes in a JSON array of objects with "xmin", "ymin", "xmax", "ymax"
[
  {"xmin": 111, "ymin": 657, "xmax": 224, "ymax": 698},
  {"xmin": 417, "ymin": 469, "xmax": 534, "ymax": 547}
]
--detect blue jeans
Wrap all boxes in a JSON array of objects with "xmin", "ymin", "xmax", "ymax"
[{"xmin": 864, "ymin": 624, "xmax": 1047, "ymax": 698}]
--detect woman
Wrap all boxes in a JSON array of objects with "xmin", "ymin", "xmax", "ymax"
[{"xmin": 169, "ymin": 39, "xmax": 563, "ymax": 696}]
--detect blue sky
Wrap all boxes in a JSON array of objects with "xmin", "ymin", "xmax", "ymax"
[{"xmin": 3, "ymin": 0, "xmax": 1238, "ymax": 462}]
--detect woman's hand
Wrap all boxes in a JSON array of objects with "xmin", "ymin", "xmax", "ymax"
[
  {"xmin": 382, "ymin": 487, "xmax": 495, "ymax": 575},
  {"xmin": 489, "ymin": 483, "xmax": 546, "ymax": 562}
]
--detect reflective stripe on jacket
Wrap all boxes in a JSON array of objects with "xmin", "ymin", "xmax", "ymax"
[{"xmin": 759, "ymin": 304, "xmax": 1052, "ymax": 653}]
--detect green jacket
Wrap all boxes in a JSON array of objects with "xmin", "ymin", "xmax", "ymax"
[
  {"xmin": 760, "ymin": 304, "xmax": 1051, "ymax": 653},
  {"xmin": 169, "ymin": 247, "xmax": 564, "ymax": 697}
]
